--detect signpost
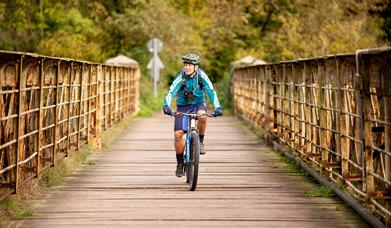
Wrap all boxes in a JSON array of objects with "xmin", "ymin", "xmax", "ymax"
[{"xmin": 147, "ymin": 38, "xmax": 164, "ymax": 97}]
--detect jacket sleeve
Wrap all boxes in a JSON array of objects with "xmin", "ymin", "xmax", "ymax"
[
  {"xmin": 200, "ymin": 71, "xmax": 221, "ymax": 109},
  {"xmin": 163, "ymin": 73, "xmax": 183, "ymax": 107}
]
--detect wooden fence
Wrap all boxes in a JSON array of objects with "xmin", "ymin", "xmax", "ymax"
[
  {"xmin": 231, "ymin": 47, "xmax": 390, "ymax": 225},
  {"xmin": 0, "ymin": 51, "xmax": 139, "ymax": 201}
]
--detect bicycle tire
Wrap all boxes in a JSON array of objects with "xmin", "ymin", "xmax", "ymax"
[{"xmin": 187, "ymin": 131, "xmax": 200, "ymax": 191}]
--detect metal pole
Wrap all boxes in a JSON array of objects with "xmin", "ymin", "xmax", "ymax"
[{"xmin": 153, "ymin": 40, "xmax": 158, "ymax": 97}]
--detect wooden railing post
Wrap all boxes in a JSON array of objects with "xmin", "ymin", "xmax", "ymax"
[
  {"xmin": 102, "ymin": 66, "xmax": 107, "ymax": 130},
  {"xmin": 287, "ymin": 64, "xmax": 294, "ymax": 147},
  {"xmin": 114, "ymin": 67, "xmax": 118, "ymax": 122},
  {"xmin": 109, "ymin": 66, "xmax": 112, "ymax": 127},
  {"xmin": 299, "ymin": 64, "xmax": 306, "ymax": 151},
  {"xmin": 129, "ymin": 68, "xmax": 132, "ymax": 113},
  {"xmin": 384, "ymin": 62, "xmax": 391, "ymax": 226},
  {"xmin": 77, "ymin": 64, "xmax": 83, "ymax": 149},
  {"xmin": 363, "ymin": 94, "xmax": 375, "ymax": 196},
  {"xmin": 281, "ymin": 64, "xmax": 286, "ymax": 142},
  {"xmin": 335, "ymin": 58, "xmax": 342, "ymax": 179},
  {"xmin": 52, "ymin": 60, "xmax": 60, "ymax": 165},
  {"xmin": 14, "ymin": 55, "xmax": 23, "ymax": 192},
  {"xmin": 304, "ymin": 63, "xmax": 312, "ymax": 156},
  {"xmin": 265, "ymin": 66, "xmax": 270, "ymax": 140},
  {"xmin": 86, "ymin": 65, "xmax": 91, "ymax": 144},
  {"xmin": 292, "ymin": 64, "xmax": 300, "ymax": 150},
  {"xmin": 36, "ymin": 59, "xmax": 44, "ymax": 176},
  {"xmin": 91, "ymin": 65, "xmax": 102, "ymax": 150},
  {"xmin": 134, "ymin": 67, "xmax": 140, "ymax": 113},
  {"xmin": 67, "ymin": 62, "xmax": 73, "ymax": 156},
  {"xmin": 319, "ymin": 60, "xmax": 328, "ymax": 171}
]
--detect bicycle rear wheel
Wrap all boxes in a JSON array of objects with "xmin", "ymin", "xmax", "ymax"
[{"xmin": 186, "ymin": 131, "xmax": 200, "ymax": 191}]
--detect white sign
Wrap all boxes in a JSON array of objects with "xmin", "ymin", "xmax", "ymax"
[
  {"xmin": 147, "ymin": 55, "xmax": 164, "ymax": 69},
  {"xmin": 147, "ymin": 38, "xmax": 163, "ymax": 53},
  {"xmin": 147, "ymin": 38, "xmax": 164, "ymax": 97}
]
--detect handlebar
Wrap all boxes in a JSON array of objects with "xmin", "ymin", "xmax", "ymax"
[{"xmin": 171, "ymin": 112, "xmax": 214, "ymax": 118}]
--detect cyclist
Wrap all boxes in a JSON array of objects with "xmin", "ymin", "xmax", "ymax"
[{"xmin": 162, "ymin": 53, "xmax": 223, "ymax": 177}]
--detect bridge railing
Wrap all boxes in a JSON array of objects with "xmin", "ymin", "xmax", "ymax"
[
  {"xmin": 0, "ymin": 51, "xmax": 139, "ymax": 201},
  {"xmin": 232, "ymin": 47, "xmax": 390, "ymax": 224}
]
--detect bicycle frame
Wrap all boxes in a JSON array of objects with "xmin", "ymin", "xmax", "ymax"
[{"xmin": 183, "ymin": 112, "xmax": 199, "ymax": 165}]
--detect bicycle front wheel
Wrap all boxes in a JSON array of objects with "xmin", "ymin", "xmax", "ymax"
[{"xmin": 187, "ymin": 131, "xmax": 200, "ymax": 191}]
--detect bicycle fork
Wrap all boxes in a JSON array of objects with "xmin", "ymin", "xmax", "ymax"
[{"xmin": 184, "ymin": 117, "xmax": 198, "ymax": 165}]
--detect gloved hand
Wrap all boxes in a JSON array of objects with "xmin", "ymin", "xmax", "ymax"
[
  {"xmin": 163, "ymin": 105, "xmax": 173, "ymax": 116},
  {"xmin": 213, "ymin": 107, "xmax": 223, "ymax": 117}
]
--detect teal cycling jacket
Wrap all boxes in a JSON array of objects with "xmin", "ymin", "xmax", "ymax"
[{"xmin": 163, "ymin": 69, "xmax": 221, "ymax": 109}]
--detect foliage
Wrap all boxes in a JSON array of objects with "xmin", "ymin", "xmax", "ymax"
[
  {"xmin": 138, "ymin": 75, "xmax": 168, "ymax": 117},
  {"xmin": 369, "ymin": 0, "xmax": 391, "ymax": 42},
  {"xmin": 0, "ymin": 0, "xmax": 388, "ymax": 112},
  {"xmin": 37, "ymin": 5, "xmax": 102, "ymax": 60},
  {"xmin": 214, "ymin": 65, "xmax": 234, "ymax": 114},
  {"xmin": 240, "ymin": 0, "xmax": 385, "ymax": 62}
]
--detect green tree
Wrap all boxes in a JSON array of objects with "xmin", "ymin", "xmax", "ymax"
[
  {"xmin": 36, "ymin": 3, "xmax": 102, "ymax": 61},
  {"xmin": 0, "ymin": 0, "xmax": 387, "ymax": 82},
  {"xmin": 0, "ymin": 0, "xmax": 41, "ymax": 51},
  {"xmin": 369, "ymin": 0, "xmax": 391, "ymax": 43}
]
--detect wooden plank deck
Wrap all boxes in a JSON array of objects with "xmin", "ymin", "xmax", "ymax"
[{"xmin": 21, "ymin": 114, "xmax": 367, "ymax": 227}]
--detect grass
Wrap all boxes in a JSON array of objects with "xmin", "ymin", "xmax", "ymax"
[
  {"xmin": 1, "ymin": 198, "xmax": 33, "ymax": 217},
  {"xmin": 85, "ymin": 160, "xmax": 96, "ymax": 165},
  {"xmin": 0, "ymin": 180, "xmax": 40, "ymax": 226},
  {"xmin": 305, "ymin": 186, "xmax": 336, "ymax": 197},
  {"xmin": 277, "ymin": 151, "xmax": 308, "ymax": 174},
  {"xmin": 40, "ymin": 145, "xmax": 93, "ymax": 187},
  {"xmin": 41, "ymin": 162, "xmax": 68, "ymax": 187},
  {"xmin": 102, "ymin": 113, "xmax": 135, "ymax": 149}
]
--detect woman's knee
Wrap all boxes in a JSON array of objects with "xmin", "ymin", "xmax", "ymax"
[
  {"xmin": 174, "ymin": 130, "xmax": 184, "ymax": 141},
  {"xmin": 197, "ymin": 110, "xmax": 207, "ymax": 121}
]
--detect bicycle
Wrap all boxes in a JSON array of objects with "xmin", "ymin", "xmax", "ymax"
[{"xmin": 172, "ymin": 108, "xmax": 213, "ymax": 191}]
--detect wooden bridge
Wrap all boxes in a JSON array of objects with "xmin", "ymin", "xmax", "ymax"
[
  {"xmin": 0, "ymin": 48, "xmax": 390, "ymax": 227},
  {"xmin": 20, "ymin": 114, "xmax": 366, "ymax": 227}
]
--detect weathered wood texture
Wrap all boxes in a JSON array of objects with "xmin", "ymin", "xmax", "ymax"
[
  {"xmin": 231, "ymin": 47, "xmax": 391, "ymax": 225},
  {"xmin": 20, "ymin": 115, "xmax": 366, "ymax": 227},
  {"xmin": 0, "ymin": 51, "xmax": 139, "ymax": 202}
]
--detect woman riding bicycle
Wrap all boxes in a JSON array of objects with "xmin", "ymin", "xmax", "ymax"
[{"xmin": 162, "ymin": 53, "xmax": 223, "ymax": 177}]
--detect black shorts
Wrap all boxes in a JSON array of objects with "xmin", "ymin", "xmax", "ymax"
[{"xmin": 174, "ymin": 103, "xmax": 207, "ymax": 131}]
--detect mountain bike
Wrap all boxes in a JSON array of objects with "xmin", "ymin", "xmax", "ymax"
[{"xmin": 174, "ymin": 109, "xmax": 213, "ymax": 191}]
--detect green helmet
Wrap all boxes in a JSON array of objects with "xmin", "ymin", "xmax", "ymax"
[{"xmin": 182, "ymin": 53, "xmax": 200, "ymax": 65}]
